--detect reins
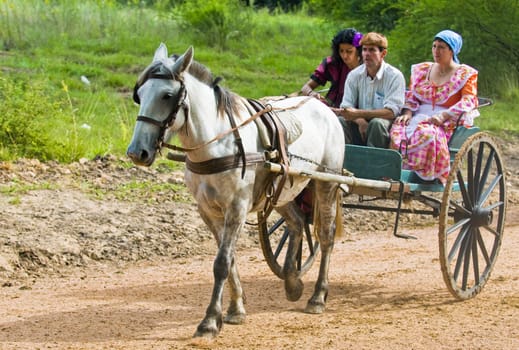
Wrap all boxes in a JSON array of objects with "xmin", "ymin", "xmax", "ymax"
[
  {"xmin": 161, "ymin": 96, "xmax": 311, "ymax": 154},
  {"xmin": 162, "ymin": 102, "xmax": 273, "ymax": 153}
]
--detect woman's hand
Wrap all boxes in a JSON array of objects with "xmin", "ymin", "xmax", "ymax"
[
  {"xmin": 308, "ymin": 91, "xmax": 321, "ymax": 100},
  {"xmin": 394, "ymin": 114, "xmax": 411, "ymax": 125},
  {"xmin": 429, "ymin": 112, "xmax": 449, "ymax": 126}
]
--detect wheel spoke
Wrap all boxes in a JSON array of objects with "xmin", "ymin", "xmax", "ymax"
[
  {"xmin": 481, "ymin": 223, "xmax": 500, "ymax": 237},
  {"xmin": 476, "ymin": 228, "xmax": 491, "ymax": 266},
  {"xmin": 297, "ymin": 240, "xmax": 302, "ymax": 271},
  {"xmin": 304, "ymin": 221, "xmax": 315, "ymax": 255},
  {"xmin": 273, "ymin": 227, "xmax": 289, "ymax": 260},
  {"xmin": 484, "ymin": 200, "xmax": 505, "ymax": 212},
  {"xmin": 471, "ymin": 228, "xmax": 480, "ymax": 286},
  {"xmin": 477, "ymin": 147, "xmax": 495, "ymax": 195},
  {"xmin": 467, "ymin": 148, "xmax": 475, "ymax": 205},
  {"xmin": 446, "ymin": 217, "xmax": 471, "ymax": 236},
  {"xmin": 453, "ymin": 228, "xmax": 471, "ymax": 282},
  {"xmin": 477, "ymin": 174, "xmax": 502, "ymax": 207},
  {"xmin": 268, "ymin": 217, "xmax": 285, "ymax": 235},
  {"xmin": 448, "ymin": 195, "xmax": 472, "ymax": 216},
  {"xmin": 448, "ymin": 224, "xmax": 469, "ymax": 261},
  {"xmin": 461, "ymin": 228, "xmax": 474, "ymax": 290},
  {"xmin": 456, "ymin": 170, "xmax": 473, "ymax": 210},
  {"xmin": 473, "ymin": 142, "xmax": 486, "ymax": 198}
]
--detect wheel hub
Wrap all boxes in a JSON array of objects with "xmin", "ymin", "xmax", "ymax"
[{"xmin": 472, "ymin": 206, "xmax": 493, "ymax": 227}]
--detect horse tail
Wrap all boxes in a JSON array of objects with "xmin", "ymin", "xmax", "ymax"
[
  {"xmin": 334, "ymin": 188, "xmax": 344, "ymax": 238},
  {"xmin": 311, "ymin": 187, "xmax": 343, "ymax": 240}
]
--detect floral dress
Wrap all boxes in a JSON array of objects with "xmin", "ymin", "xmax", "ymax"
[{"xmin": 389, "ymin": 62, "xmax": 478, "ymax": 184}]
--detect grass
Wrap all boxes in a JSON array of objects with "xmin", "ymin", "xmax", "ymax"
[
  {"xmin": 473, "ymin": 90, "xmax": 519, "ymax": 141},
  {"xmin": 0, "ymin": 180, "xmax": 57, "ymax": 205},
  {"xmin": 0, "ymin": 0, "xmax": 518, "ymax": 163}
]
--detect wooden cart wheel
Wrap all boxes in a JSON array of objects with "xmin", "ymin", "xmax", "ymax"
[
  {"xmin": 258, "ymin": 211, "xmax": 319, "ymax": 280},
  {"xmin": 439, "ymin": 132, "xmax": 507, "ymax": 299}
]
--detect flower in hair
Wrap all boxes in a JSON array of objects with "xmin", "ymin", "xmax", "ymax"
[{"xmin": 352, "ymin": 32, "xmax": 363, "ymax": 47}]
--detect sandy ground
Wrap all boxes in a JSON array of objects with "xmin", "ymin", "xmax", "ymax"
[
  {"xmin": 0, "ymin": 222, "xmax": 518, "ymax": 350},
  {"xmin": 0, "ymin": 134, "xmax": 518, "ymax": 349}
]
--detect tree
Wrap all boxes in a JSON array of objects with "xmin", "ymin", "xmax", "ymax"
[
  {"xmin": 251, "ymin": 0, "xmax": 303, "ymax": 11},
  {"xmin": 306, "ymin": 0, "xmax": 409, "ymax": 32},
  {"xmin": 389, "ymin": 0, "xmax": 519, "ymax": 94}
]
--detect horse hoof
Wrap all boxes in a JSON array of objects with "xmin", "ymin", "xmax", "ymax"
[
  {"xmin": 284, "ymin": 277, "xmax": 304, "ymax": 301},
  {"xmin": 193, "ymin": 327, "xmax": 218, "ymax": 339},
  {"xmin": 224, "ymin": 312, "xmax": 246, "ymax": 325},
  {"xmin": 304, "ymin": 300, "xmax": 325, "ymax": 314},
  {"xmin": 194, "ymin": 317, "xmax": 222, "ymax": 338}
]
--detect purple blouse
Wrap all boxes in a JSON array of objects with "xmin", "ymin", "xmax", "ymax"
[{"xmin": 310, "ymin": 56, "xmax": 352, "ymax": 107}]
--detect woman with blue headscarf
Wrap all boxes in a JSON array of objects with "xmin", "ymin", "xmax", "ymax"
[{"xmin": 389, "ymin": 29, "xmax": 479, "ymax": 185}]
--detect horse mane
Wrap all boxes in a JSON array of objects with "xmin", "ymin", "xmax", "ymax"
[
  {"xmin": 187, "ymin": 60, "xmax": 242, "ymax": 119},
  {"xmin": 137, "ymin": 58, "xmax": 242, "ymax": 118}
]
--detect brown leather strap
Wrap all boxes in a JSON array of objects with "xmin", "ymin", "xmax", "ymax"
[
  {"xmin": 225, "ymin": 108, "xmax": 247, "ymax": 178},
  {"xmin": 247, "ymin": 98, "xmax": 291, "ymax": 221},
  {"xmin": 186, "ymin": 152, "xmax": 265, "ymax": 174}
]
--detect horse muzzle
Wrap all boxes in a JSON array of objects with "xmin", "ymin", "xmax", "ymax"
[{"xmin": 126, "ymin": 145, "xmax": 157, "ymax": 167}]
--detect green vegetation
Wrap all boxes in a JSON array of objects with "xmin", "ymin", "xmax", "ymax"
[
  {"xmin": 0, "ymin": 179, "xmax": 56, "ymax": 195},
  {"xmin": 0, "ymin": 0, "xmax": 517, "ymax": 162}
]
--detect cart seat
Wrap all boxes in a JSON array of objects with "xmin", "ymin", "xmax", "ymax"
[
  {"xmin": 448, "ymin": 126, "xmax": 480, "ymax": 160},
  {"xmin": 344, "ymin": 144, "xmax": 402, "ymax": 181},
  {"xmin": 344, "ymin": 144, "xmax": 444, "ymax": 192}
]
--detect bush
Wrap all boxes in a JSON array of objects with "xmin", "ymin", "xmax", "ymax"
[
  {"xmin": 174, "ymin": 0, "xmax": 252, "ymax": 50},
  {"xmin": 0, "ymin": 77, "xmax": 71, "ymax": 161}
]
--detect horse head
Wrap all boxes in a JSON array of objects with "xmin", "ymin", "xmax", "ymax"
[{"xmin": 127, "ymin": 44, "xmax": 193, "ymax": 166}]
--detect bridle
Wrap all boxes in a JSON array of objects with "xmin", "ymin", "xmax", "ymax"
[
  {"xmin": 133, "ymin": 72, "xmax": 188, "ymax": 153},
  {"xmin": 132, "ymin": 69, "xmax": 315, "ymax": 221}
]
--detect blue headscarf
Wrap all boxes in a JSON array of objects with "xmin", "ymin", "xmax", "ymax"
[{"xmin": 434, "ymin": 30, "xmax": 463, "ymax": 64}]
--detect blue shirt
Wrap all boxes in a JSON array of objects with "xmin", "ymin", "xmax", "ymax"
[{"xmin": 340, "ymin": 61, "xmax": 405, "ymax": 117}]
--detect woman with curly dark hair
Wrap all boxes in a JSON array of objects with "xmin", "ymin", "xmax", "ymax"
[{"xmin": 300, "ymin": 28, "xmax": 363, "ymax": 107}]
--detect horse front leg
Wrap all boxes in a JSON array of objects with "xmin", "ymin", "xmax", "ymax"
[
  {"xmin": 305, "ymin": 182, "xmax": 340, "ymax": 314},
  {"xmin": 224, "ymin": 257, "xmax": 246, "ymax": 325},
  {"xmin": 194, "ymin": 205, "xmax": 246, "ymax": 338}
]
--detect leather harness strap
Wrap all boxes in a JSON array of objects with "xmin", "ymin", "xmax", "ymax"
[
  {"xmin": 247, "ymin": 98, "xmax": 291, "ymax": 220},
  {"xmin": 225, "ymin": 105, "xmax": 248, "ymax": 178},
  {"xmin": 186, "ymin": 152, "xmax": 265, "ymax": 175}
]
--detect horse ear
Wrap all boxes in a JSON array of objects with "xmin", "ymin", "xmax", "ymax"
[
  {"xmin": 171, "ymin": 46, "xmax": 194, "ymax": 75},
  {"xmin": 152, "ymin": 43, "xmax": 168, "ymax": 63}
]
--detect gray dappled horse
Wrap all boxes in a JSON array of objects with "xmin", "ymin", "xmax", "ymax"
[{"xmin": 127, "ymin": 43, "xmax": 345, "ymax": 338}]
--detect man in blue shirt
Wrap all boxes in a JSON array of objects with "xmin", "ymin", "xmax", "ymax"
[{"xmin": 332, "ymin": 32, "xmax": 405, "ymax": 148}]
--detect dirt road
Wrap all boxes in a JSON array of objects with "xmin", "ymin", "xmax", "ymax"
[
  {"xmin": 0, "ymin": 212, "xmax": 518, "ymax": 349},
  {"xmin": 0, "ymin": 135, "xmax": 518, "ymax": 349}
]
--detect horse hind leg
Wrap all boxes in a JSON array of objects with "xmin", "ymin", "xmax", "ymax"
[
  {"xmin": 276, "ymin": 201, "xmax": 306, "ymax": 302},
  {"xmin": 304, "ymin": 181, "xmax": 340, "ymax": 314}
]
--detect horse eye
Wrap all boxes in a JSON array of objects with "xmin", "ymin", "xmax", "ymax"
[{"xmin": 163, "ymin": 93, "xmax": 173, "ymax": 100}]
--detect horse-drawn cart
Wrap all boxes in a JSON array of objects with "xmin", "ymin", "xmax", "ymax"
[
  {"xmin": 129, "ymin": 44, "xmax": 507, "ymax": 337},
  {"xmin": 260, "ymin": 97, "xmax": 507, "ymax": 300}
]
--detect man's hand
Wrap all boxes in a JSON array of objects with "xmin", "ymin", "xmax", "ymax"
[
  {"xmin": 342, "ymin": 107, "xmax": 360, "ymax": 121},
  {"xmin": 331, "ymin": 107, "xmax": 342, "ymax": 116}
]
